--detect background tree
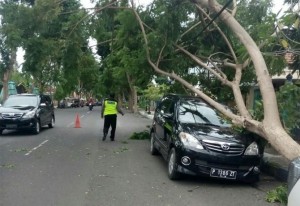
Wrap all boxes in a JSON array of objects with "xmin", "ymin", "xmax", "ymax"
[
  {"xmin": 91, "ymin": 0, "xmax": 153, "ymax": 112},
  {"xmin": 21, "ymin": 0, "xmax": 99, "ymax": 97},
  {"xmin": 0, "ymin": 0, "xmax": 30, "ymax": 101}
]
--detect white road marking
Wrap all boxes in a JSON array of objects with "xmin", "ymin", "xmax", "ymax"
[{"xmin": 25, "ymin": 140, "xmax": 49, "ymax": 156}]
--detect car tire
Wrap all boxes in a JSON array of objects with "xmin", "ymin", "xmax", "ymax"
[
  {"xmin": 245, "ymin": 174, "xmax": 260, "ymax": 184},
  {"xmin": 0, "ymin": 129, "xmax": 3, "ymax": 135},
  {"xmin": 48, "ymin": 116, "xmax": 55, "ymax": 128},
  {"xmin": 33, "ymin": 120, "xmax": 40, "ymax": 135},
  {"xmin": 150, "ymin": 132, "xmax": 159, "ymax": 155},
  {"xmin": 168, "ymin": 148, "xmax": 180, "ymax": 180}
]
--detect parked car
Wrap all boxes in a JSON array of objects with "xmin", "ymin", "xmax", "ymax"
[
  {"xmin": 150, "ymin": 94, "xmax": 264, "ymax": 182},
  {"xmin": 288, "ymin": 157, "xmax": 300, "ymax": 206},
  {"xmin": 0, "ymin": 94, "xmax": 55, "ymax": 135},
  {"xmin": 71, "ymin": 99, "xmax": 80, "ymax": 108},
  {"xmin": 58, "ymin": 99, "xmax": 66, "ymax": 108},
  {"xmin": 95, "ymin": 101, "xmax": 102, "ymax": 106}
]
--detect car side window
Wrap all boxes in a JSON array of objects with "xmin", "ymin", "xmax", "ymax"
[
  {"xmin": 40, "ymin": 95, "xmax": 52, "ymax": 106},
  {"xmin": 40, "ymin": 96, "xmax": 46, "ymax": 104},
  {"xmin": 160, "ymin": 98, "xmax": 174, "ymax": 115},
  {"xmin": 45, "ymin": 96, "xmax": 52, "ymax": 105}
]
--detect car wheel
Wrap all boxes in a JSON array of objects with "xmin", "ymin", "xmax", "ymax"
[
  {"xmin": 168, "ymin": 148, "xmax": 180, "ymax": 180},
  {"xmin": 48, "ymin": 116, "xmax": 55, "ymax": 128},
  {"xmin": 150, "ymin": 132, "xmax": 159, "ymax": 155},
  {"xmin": 245, "ymin": 174, "xmax": 260, "ymax": 184},
  {"xmin": 33, "ymin": 120, "xmax": 40, "ymax": 135},
  {"xmin": 0, "ymin": 129, "xmax": 3, "ymax": 135}
]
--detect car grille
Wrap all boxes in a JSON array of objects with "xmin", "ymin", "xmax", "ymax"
[
  {"xmin": 1, "ymin": 113, "xmax": 23, "ymax": 119},
  {"xmin": 202, "ymin": 139, "xmax": 245, "ymax": 155},
  {"xmin": 195, "ymin": 160, "xmax": 251, "ymax": 170}
]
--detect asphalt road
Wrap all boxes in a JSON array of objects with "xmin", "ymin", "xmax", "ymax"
[{"xmin": 0, "ymin": 106, "xmax": 283, "ymax": 206}]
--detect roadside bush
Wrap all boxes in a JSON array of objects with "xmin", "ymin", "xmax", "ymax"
[
  {"xmin": 266, "ymin": 185, "xmax": 288, "ymax": 205},
  {"xmin": 129, "ymin": 130, "xmax": 150, "ymax": 140}
]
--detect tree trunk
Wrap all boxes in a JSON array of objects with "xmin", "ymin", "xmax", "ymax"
[
  {"xmin": 126, "ymin": 72, "xmax": 138, "ymax": 113},
  {"xmin": 2, "ymin": 71, "xmax": 10, "ymax": 102},
  {"xmin": 128, "ymin": 92, "xmax": 133, "ymax": 112},
  {"xmin": 193, "ymin": 0, "xmax": 300, "ymax": 160},
  {"xmin": 261, "ymin": 125, "xmax": 300, "ymax": 161},
  {"xmin": 131, "ymin": 86, "xmax": 138, "ymax": 113},
  {"xmin": 117, "ymin": 94, "xmax": 123, "ymax": 108},
  {"xmin": 2, "ymin": 49, "xmax": 16, "ymax": 102}
]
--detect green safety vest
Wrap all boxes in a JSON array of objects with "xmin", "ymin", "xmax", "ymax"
[{"xmin": 104, "ymin": 100, "xmax": 118, "ymax": 115}]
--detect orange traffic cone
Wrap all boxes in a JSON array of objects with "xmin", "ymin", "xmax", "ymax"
[{"xmin": 74, "ymin": 114, "xmax": 81, "ymax": 128}]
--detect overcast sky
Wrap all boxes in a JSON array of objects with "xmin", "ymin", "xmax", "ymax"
[
  {"xmin": 80, "ymin": 0, "xmax": 152, "ymax": 8},
  {"xmin": 80, "ymin": 0, "xmax": 290, "ymax": 12}
]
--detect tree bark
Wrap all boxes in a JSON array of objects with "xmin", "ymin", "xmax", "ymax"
[
  {"xmin": 2, "ymin": 49, "xmax": 16, "ymax": 102},
  {"xmin": 127, "ymin": 92, "xmax": 132, "ymax": 112},
  {"xmin": 126, "ymin": 72, "xmax": 138, "ymax": 113}
]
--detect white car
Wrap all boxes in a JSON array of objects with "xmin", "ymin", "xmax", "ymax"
[{"xmin": 288, "ymin": 157, "xmax": 300, "ymax": 206}]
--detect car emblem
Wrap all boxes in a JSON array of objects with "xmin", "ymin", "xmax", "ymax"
[{"xmin": 221, "ymin": 144, "xmax": 230, "ymax": 151}]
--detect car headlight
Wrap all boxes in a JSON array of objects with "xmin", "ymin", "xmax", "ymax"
[
  {"xmin": 244, "ymin": 142, "xmax": 259, "ymax": 156},
  {"xmin": 22, "ymin": 111, "xmax": 36, "ymax": 119},
  {"xmin": 179, "ymin": 132, "xmax": 204, "ymax": 150}
]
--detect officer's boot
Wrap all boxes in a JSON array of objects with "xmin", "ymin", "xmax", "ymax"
[{"xmin": 102, "ymin": 132, "xmax": 107, "ymax": 141}]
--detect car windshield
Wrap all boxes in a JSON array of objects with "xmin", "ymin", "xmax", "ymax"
[
  {"xmin": 3, "ymin": 96, "xmax": 38, "ymax": 107},
  {"xmin": 178, "ymin": 99, "xmax": 231, "ymax": 127}
]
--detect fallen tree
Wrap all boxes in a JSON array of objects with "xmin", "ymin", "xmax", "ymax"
[{"xmin": 131, "ymin": 0, "xmax": 300, "ymax": 161}]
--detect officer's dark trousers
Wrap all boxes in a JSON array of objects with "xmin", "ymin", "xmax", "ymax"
[{"xmin": 103, "ymin": 114, "xmax": 117, "ymax": 140}]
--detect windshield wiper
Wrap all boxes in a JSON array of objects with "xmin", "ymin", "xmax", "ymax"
[
  {"xmin": 10, "ymin": 105, "xmax": 34, "ymax": 109},
  {"xmin": 199, "ymin": 123, "xmax": 222, "ymax": 127}
]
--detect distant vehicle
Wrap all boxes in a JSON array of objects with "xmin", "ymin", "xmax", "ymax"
[
  {"xmin": 71, "ymin": 99, "xmax": 80, "ymax": 108},
  {"xmin": 58, "ymin": 100, "xmax": 66, "ymax": 108},
  {"xmin": 0, "ymin": 94, "xmax": 55, "ymax": 134},
  {"xmin": 150, "ymin": 94, "xmax": 263, "ymax": 182},
  {"xmin": 64, "ymin": 98, "xmax": 73, "ymax": 108},
  {"xmin": 96, "ymin": 101, "xmax": 102, "ymax": 106}
]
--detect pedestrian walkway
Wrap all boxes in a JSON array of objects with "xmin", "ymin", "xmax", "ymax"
[{"xmin": 138, "ymin": 109, "xmax": 294, "ymax": 182}]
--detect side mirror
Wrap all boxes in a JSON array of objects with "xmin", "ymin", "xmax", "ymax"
[{"xmin": 162, "ymin": 113, "xmax": 173, "ymax": 120}]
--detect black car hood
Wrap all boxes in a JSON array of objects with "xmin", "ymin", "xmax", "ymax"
[
  {"xmin": 0, "ymin": 106, "xmax": 35, "ymax": 113},
  {"xmin": 180, "ymin": 123, "xmax": 249, "ymax": 144}
]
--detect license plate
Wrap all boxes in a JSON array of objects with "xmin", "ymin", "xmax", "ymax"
[
  {"xmin": 6, "ymin": 124, "xmax": 17, "ymax": 129},
  {"xmin": 210, "ymin": 168, "xmax": 237, "ymax": 179}
]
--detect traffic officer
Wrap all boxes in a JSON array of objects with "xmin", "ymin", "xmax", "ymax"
[{"xmin": 101, "ymin": 93, "xmax": 124, "ymax": 141}]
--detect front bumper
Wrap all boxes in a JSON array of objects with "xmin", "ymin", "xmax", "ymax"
[
  {"xmin": 175, "ymin": 147, "xmax": 261, "ymax": 182},
  {"xmin": 0, "ymin": 118, "xmax": 37, "ymax": 130}
]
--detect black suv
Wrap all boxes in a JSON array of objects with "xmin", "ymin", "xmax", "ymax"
[
  {"xmin": 0, "ymin": 94, "xmax": 55, "ymax": 135},
  {"xmin": 150, "ymin": 94, "xmax": 264, "ymax": 182}
]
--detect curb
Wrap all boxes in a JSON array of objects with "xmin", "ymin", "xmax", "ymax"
[
  {"xmin": 261, "ymin": 159, "xmax": 288, "ymax": 181},
  {"xmin": 139, "ymin": 110, "xmax": 154, "ymax": 120},
  {"xmin": 262, "ymin": 147, "xmax": 290, "ymax": 182}
]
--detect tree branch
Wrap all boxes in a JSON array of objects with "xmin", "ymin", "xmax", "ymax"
[
  {"xmin": 195, "ymin": 4, "xmax": 237, "ymax": 62},
  {"xmin": 175, "ymin": 44, "xmax": 232, "ymax": 87}
]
